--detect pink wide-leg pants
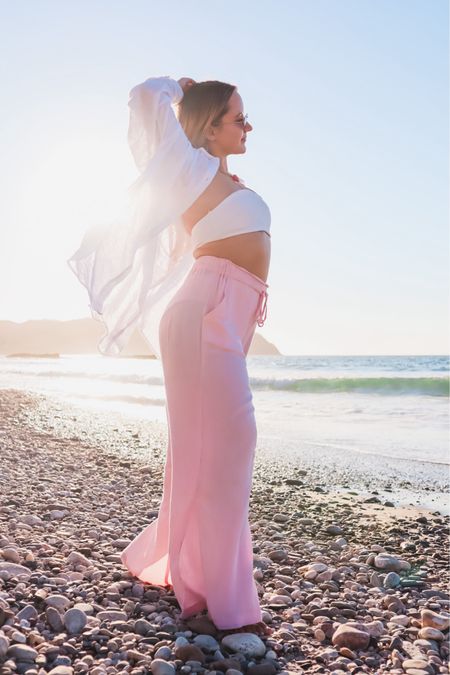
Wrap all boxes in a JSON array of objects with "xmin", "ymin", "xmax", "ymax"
[{"xmin": 120, "ymin": 255, "xmax": 269, "ymax": 630}]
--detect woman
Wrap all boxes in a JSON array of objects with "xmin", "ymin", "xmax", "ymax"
[{"xmin": 69, "ymin": 75, "xmax": 272, "ymax": 637}]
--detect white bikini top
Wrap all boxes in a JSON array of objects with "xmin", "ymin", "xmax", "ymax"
[{"xmin": 190, "ymin": 188, "xmax": 271, "ymax": 249}]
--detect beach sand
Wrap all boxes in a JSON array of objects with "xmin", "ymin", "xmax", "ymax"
[{"xmin": 0, "ymin": 388, "xmax": 448, "ymax": 674}]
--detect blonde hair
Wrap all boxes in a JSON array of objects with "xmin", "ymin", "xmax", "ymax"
[{"xmin": 177, "ymin": 80, "xmax": 237, "ymax": 149}]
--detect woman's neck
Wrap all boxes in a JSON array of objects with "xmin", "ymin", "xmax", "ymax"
[{"xmin": 218, "ymin": 161, "xmax": 242, "ymax": 185}]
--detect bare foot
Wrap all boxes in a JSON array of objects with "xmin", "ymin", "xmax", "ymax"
[{"xmin": 219, "ymin": 620, "xmax": 273, "ymax": 637}]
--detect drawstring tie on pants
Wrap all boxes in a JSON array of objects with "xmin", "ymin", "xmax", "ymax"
[{"xmin": 256, "ymin": 290, "xmax": 268, "ymax": 327}]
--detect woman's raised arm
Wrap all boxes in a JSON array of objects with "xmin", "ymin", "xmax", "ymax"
[{"xmin": 127, "ymin": 76, "xmax": 196, "ymax": 173}]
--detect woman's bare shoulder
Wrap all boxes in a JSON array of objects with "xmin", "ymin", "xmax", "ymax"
[{"xmin": 181, "ymin": 170, "xmax": 245, "ymax": 233}]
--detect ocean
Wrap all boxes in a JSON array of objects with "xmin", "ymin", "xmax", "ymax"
[{"xmin": 1, "ymin": 353, "xmax": 448, "ymax": 463}]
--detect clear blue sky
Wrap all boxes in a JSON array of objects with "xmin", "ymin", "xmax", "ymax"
[{"xmin": 0, "ymin": 0, "xmax": 448, "ymax": 355}]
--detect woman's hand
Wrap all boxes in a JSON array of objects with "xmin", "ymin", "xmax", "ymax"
[{"xmin": 177, "ymin": 77, "xmax": 196, "ymax": 93}]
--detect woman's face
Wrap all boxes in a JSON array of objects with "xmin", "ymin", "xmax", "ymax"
[{"xmin": 207, "ymin": 90, "xmax": 253, "ymax": 156}]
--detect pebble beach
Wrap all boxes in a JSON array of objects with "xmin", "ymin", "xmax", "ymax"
[{"xmin": 0, "ymin": 388, "xmax": 449, "ymax": 675}]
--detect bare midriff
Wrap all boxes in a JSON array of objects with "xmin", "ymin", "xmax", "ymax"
[
  {"xmin": 192, "ymin": 232, "xmax": 271, "ymax": 284},
  {"xmin": 181, "ymin": 172, "xmax": 271, "ymax": 284}
]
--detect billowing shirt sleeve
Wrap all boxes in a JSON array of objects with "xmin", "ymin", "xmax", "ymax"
[
  {"xmin": 127, "ymin": 76, "xmax": 185, "ymax": 172},
  {"xmin": 67, "ymin": 76, "xmax": 220, "ymax": 359}
]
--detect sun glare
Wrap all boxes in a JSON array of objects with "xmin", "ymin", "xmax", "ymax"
[{"xmin": 21, "ymin": 134, "xmax": 133, "ymax": 244}]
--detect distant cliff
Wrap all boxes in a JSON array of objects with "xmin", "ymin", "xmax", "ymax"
[{"xmin": 0, "ymin": 319, "xmax": 281, "ymax": 357}]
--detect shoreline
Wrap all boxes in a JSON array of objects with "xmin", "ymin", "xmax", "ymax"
[
  {"xmin": 0, "ymin": 387, "xmax": 449, "ymax": 674},
  {"xmin": 10, "ymin": 385, "xmax": 450, "ymax": 517}
]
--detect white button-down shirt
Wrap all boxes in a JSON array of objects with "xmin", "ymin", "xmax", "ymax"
[{"xmin": 67, "ymin": 76, "xmax": 220, "ymax": 358}]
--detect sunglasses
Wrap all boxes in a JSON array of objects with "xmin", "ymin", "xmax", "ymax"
[{"xmin": 220, "ymin": 113, "xmax": 249, "ymax": 130}]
